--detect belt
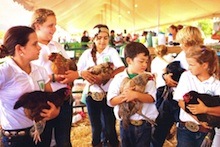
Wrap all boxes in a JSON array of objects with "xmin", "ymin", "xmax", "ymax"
[
  {"xmin": 179, "ymin": 121, "xmax": 211, "ymax": 133},
  {"xmin": 2, "ymin": 127, "xmax": 31, "ymax": 137},
  {"xmin": 130, "ymin": 120, "xmax": 144, "ymax": 126}
]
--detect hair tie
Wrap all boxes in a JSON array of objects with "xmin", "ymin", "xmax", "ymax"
[
  {"xmin": 91, "ymin": 27, "xmax": 109, "ymax": 37},
  {"xmin": 202, "ymin": 47, "xmax": 206, "ymax": 52}
]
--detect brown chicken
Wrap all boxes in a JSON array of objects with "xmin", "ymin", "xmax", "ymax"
[
  {"xmin": 14, "ymin": 87, "xmax": 71, "ymax": 144},
  {"xmin": 118, "ymin": 72, "xmax": 156, "ymax": 129},
  {"xmin": 88, "ymin": 62, "xmax": 114, "ymax": 85},
  {"xmin": 48, "ymin": 52, "xmax": 77, "ymax": 74}
]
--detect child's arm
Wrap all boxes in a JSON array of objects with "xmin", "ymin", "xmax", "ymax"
[
  {"xmin": 123, "ymin": 89, "xmax": 155, "ymax": 103},
  {"xmin": 109, "ymin": 94, "xmax": 127, "ymax": 106},
  {"xmin": 187, "ymin": 99, "xmax": 220, "ymax": 116}
]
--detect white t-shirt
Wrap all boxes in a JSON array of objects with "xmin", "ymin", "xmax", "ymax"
[
  {"xmin": 173, "ymin": 51, "xmax": 188, "ymax": 70},
  {"xmin": 107, "ymin": 69, "xmax": 159, "ymax": 121},
  {"xmin": 173, "ymin": 71, "xmax": 220, "ymax": 124},
  {"xmin": 77, "ymin": 46, "xmax": 125, "ymax": 92},
  {"xmin": 0, "ymin": 58, "xmax": 50, "ymax": 130},
  {"xmin": 32, "ymin": 41, "xmax": 69, "ymax": 91},
  {"xmin": 151, "ymin": 54, "xmax": 174, "ymax": 88}
]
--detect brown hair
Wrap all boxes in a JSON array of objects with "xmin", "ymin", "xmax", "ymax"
[
  {"xmin": 30, "ymin": 8, "xmax": 55, "ymax": 30},
  {"xmin": 186, "ymin": 45, "xmax": 219, "ymax": 79},
  {"xmin": 91, "ymin": 24, "xmax": 109, "ymax": 64},
  {"xmin": 0, "ymin": 26, "xmax": 35, "ymax": 58},
  {"xmin": 154, "ymin": 45, "xmax": 168, "ymax": 57},
  {"xmin": 169, "ymin": 25, "xmax": 178, "ymax": 32},
  {"xmin": 124, "ymin": 42, "xmax": 149, "ymax": 66}
]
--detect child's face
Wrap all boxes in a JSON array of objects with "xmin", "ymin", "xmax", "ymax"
[
  {"xmin": 19, "ymin": 32, "xmax": 41, "ymax": 61},
  {"xmin": 186, "ymin": 57, "xmax": 207, "ymax": 77},
  {"xmin": 94, "ymin": 31, "xmax": 109, "ymax": 51},
  {"xmin": 127, "ymin": 53, "xmax": 148, "ymax": 74},
  {"xmin": 37, "ymin": 15, "xmax": 57, "ymax": 43}
]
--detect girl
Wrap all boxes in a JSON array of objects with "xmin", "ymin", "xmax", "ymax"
[
  {"xmin": 30, "ymin": 8, "xmax": 79, "ymax": 147},
  {"xmin": 151, "ymin": 45, "xmax": 174, "ymax": 89},
  {"xmin": 173, "ymin": 45, "xmax": 220, "ymax": 147},
  {"xmin": 0, "ymin": 26, "xmax": 59, "ymax": 146},
  {"xmin": 77, "ymin": 24, "xmax": 124, "ymax": 147}
]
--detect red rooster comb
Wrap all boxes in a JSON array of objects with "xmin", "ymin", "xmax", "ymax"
[{"xmin": 183, "ymin": 93, "xmax": 191, "ymax": 103}]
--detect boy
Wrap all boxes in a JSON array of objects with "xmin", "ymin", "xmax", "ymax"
[{"xmin": 107, "ymin": 42, "xmax": 158, "ymax": 147}]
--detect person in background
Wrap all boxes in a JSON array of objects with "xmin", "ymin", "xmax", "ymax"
[
  {"xmin": 124, "ymin": 33, "xmax": 132, "ymax": 44},
  {"xmin": 151, "ymin": 45, "xmax": 174, "ymax": 90},
  {"xmin": 169, "ymin": 25, "xmax": 178, "ymax": 41},
  {"xmin": 150, "ymin": 45, "xmax": 176, "ymax": 147},
  {"xmin": 151, "ymin": 26, "xmax": 204, "ymax": 147},
  {"xmin": 177, "ymin": 24, "xmax": 184, "ymax": 31},
  {"xmin": 211, "ymin": 27, "xmax": 220, "ymax": 41},
  {"xmin": 132, "ymin": 33, "xmax": 139, "ymax": 42},
  {"xmin": 81, "ymin": 30, "xmax": 90, "ymax": 48},
  {"xmin": 140, "ymin": 31, "xmax": 148, "ymax": 44},
  {"xmin": 0, "ymin": 26, "xmax": 59, "ymax": 146},
  {"xmin": 107, "ymin": 42, "xmax": 158, "ymax": 147},
  {"xmin": 30, "ymin": 8, "xmax": 79, "ymax": 147},
  {"xmin": 77, "ymin": 24, "xmax": 124, "ymax": 147},
  {"xmin": 109, "ymin": 30, "xmax": 116, "ymax": 47},
  {"xmin": 164, "ymin": 26, "xmax": 204, "ymax": 87},
  {"xmin": 173, "ymin": 45, "xmax": 220, "ymax": 147}
]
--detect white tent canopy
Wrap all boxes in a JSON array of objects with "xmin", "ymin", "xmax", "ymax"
[{"xmin": 1, "ymin": 0, "xmax": 220, "ymax": 34}]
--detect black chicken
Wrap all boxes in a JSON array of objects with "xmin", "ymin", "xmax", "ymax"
[
  {"xmin": 14, "ymin": 87, "xmax": 71, "ymax": 144},
  {"xmin": 165, "ymin": 61, "xmax": 186, "ymax": 82},
  {"xmin": 183, "ymin": 90, "xmax": 220, "ymax": 128},
  {"xmin": 183, "ymin": 91, "xmax": 220, "ymax": 147}
]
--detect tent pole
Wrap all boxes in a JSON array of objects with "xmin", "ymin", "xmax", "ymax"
[{"xmin": 157, "ymin": 0, "xmax": 160, "ymax": 34}]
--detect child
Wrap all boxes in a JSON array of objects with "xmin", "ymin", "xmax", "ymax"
[
  {"xmin": 77, "ymin": 24, "xmax": 124, "ymax": 147},
  {"xmin": 30, "ymin": 8, "xmax": 79, "ymax": 147},
  {"xmin": 151, "ymin": 45, "xmax": 174, "ymax": 90},
  {"xmin": 107, "ymin": 42, "xmax": 158, "ymax": 147},
  {"xmin": 0, "ymin": 26, "xmax": 59, "ymax": 146},
  {"xmin": 173, "ymin": 45, "xmax": 220, "ymax": 147},
  {"xmin": 152, "ymin": 26, "xmax": 204, "ymax": 147}
]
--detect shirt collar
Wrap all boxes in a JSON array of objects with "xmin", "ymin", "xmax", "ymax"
[{"xmin": 7, "ymin": 57, "xmax": 38, "ymax": 74}]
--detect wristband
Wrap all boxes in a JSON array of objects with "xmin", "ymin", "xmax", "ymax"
[
  {"xmin": 52, "ymin": 73, "xmax": 56, "ymax": 82},
  {"xmin": 78, "ymin": 71, "xmax": 82, "ymax": 77}
]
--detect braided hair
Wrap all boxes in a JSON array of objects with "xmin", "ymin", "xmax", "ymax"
[{"xmin": 91, "ymin": 24, "xmax": 109, "ymax": 65}]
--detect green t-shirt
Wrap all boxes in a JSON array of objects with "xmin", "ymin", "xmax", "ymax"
[{"xmin": 128, "ymin": 73, "xmax": 138, "ymax": 79}]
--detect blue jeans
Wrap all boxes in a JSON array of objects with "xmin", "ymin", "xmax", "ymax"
[
  {"xmin": 38, "ymin": 100, "xmax": 73, "ymax": 147},
  {"xmin": 120, "ymin": 121, "xmax": 152, "ymax": 147},
  {"xmin": 176, "ymin": 123, "xmax": 207, "ymax": 147},
  {"xmin": 86, "ymin": 96, "xmax": 119, "ymax": 146}
]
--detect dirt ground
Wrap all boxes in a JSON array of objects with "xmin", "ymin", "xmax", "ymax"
[{"xmin": 70, "ymin": 112, "xmax": 177, "ymax": 147}]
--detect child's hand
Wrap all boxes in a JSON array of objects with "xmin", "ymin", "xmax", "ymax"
[
  {"xmin": 81, "ymin": 70, "xmax": 96, "ymax": 84},
  {"xmin": 187, "ymin": 99, "xmax": 208, "ymax": 114},
  {"xmin": 199, "ymin": 121, "xmax": 212, "ymax": 129},
  {"xmin": 41, "ymin": 101, "xmax": 60, "ymax": 121},
  {"xmin": 164, "ymin": 73, "xmax": 178, "ymax": 87},
  {"xmin": 122, "ymin": 87, "xmax": 137, "ymax": 102}
]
